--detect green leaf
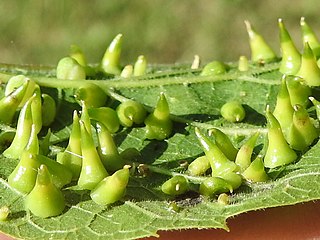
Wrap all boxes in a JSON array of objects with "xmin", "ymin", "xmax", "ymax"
[{"xmin": 0, "ymin": 61, "xmax": 320, "ymax": 240}]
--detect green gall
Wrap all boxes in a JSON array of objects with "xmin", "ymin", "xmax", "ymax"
[
  {"xmin": 286, "ymin": 75, "xmax": 311, "ymax": 108},
  {"xmin": 161, "ymin": 175, "xmax": 189, "ymax": 196},
  {"xmin": 5, "ymin": 75, "xmax": 36, "ymax": 108},
  {"xmin": 220, "ymin": 101, "xmax": 246, "ymax": 123},
  {"xmin": 88, "ymin": 107, "xmax": 120, "ymax": 133},
  {"xmin": 220, "ymin": 171, "xmax": 243, "ymax": 190},
  {"xmin": 0, "ymin": 206, "xmax": 10, "ymax": 221},
  {"xmin": 24, "ymin": 165, "xmax": 65, "ymax": 218},
  {"xmin": 133, "ymin": 55, "xmax": 147, "ymax": 76},
  {"xmin": 296, "ymin": 42, "xmax": 320, "ymax": 87},
  {"xmin": 78, "ymin": 121, "xmax": 108, "ymax": 190},
  {"xmin": 301, "ymin": 17, "xmax": 320, "ymax": 59},
  {"xmin": 199, "ymin": 177, "xmax": 232, "ymax": 197},
  {"xmin": 242, "ymin": 156, "xmax": 269, "ymax": 182},
  {"xmin": 37, "ymin": 154, "xmax": 73, "ymax": 189},
  {"xmin": 30, "ymin": 86, "xmax": 42, "ymax": 134},
  {"xmin": 69, "ymin": 44, "xmax": 87, "ymax": 67},
  {"xmin": 41, "ymin": 94, "xmax": 56, "ymax": 126},
  {"xmin": 287, "ymin": 104, "xmax": 319, "ymax": 151},
  {"xmin": 235, "ymin": 132, "xmax": 260, "ymax": 172},
  {"xmin": 8, "ymin": 151, "xmax": 39, "ymax": 194},
  {"xmin": 273, "ymin": 76, "xmax": 294, "ymax": 137},
  {"xmin": 9, "ymin": 140, "xmax": 71, "ymax": 192},
  {"xmin": 101, "ymin": 34, "xmax": 123, "ymax": 75},
  {"xmin": 57, "ymin": 111, "xmax": 82, "ymax": 180},
  {"xmin": 0, "ymin": 80, "xmax": 30, "ymax": 124},
  {"xmin": 96, "ymin": 122, "xmax": 125, "ymax": 172},
  {"xmin": 39, "ymin": 129, "xmax": 51, "ymax": 156},
  {"xmin": 187, "ymin": 155, "xmax": 210, "ymax": 176},
  {"xmin": 238, "ymin": 55, "xmax": 249, "ymax": 72},
  {"xmin": 69, "ymin": 45, "xmax": 96, "ymax": 77},
  {"xmin": 278, "ymin": 18, "xmax": 301, "ymax": 75},
  {"xmin": 217, "ymin": 193, "xmax": 229, "ymax": 205},
  {"xmin": 309, "ymin": 96, "xmax": 320, "ymax": 121},
  {"xmin": 245, "ymin": 20, "xmax": 277, "ymax": 63},
  {"xmin": 116, "ymin": 100, "xmax": 147, "ymax": 127},
  {"xmin": 264, "ymin": 106, "xmax": 297, "ymax": 168},
  {"xmin": 90, "ymin": 168, "xmax": 130, "ymax": 205},
  {"xmin": 75, "ymin": 83, "xmax": 108, "ymax": 108},
  {"xmin": 195, "ymin": 128, "xmax": 238, "ymax": 176},
  {"xmin": 209, "ymin": 128, "xmax": 238, "ymax": 161},
  {"xmin": 80, "ymin": 103, "xmax": 92, "ymax": 136},
  {"xmin": 120, "ymin": 65, "xmax": 133, "ymax": 78},
  {"xmin": 56, "ymin": 56, "xmax": 86, "ymax": 80},
  {"xmin": 144, "ymin": 93, "xmax": 173, "ymax": 140},
  {"xmin": 3, "ymin": 96, "xmax": 34, "ymax": 159},
  {"xmin": 25, "ymin": 124, "xmax": 40, "ymax": 155},
  {"xmin": 200, "ymin": 61, "xmax": 227, "ymax": 76}
]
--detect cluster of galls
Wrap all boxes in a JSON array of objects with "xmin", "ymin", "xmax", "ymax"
[
  {"xmin": 0, "ymin": 35, "xmax": 175, "ymax": 218},
  {"xmin": 0, "ymin": 83, "xmax": 173, "ymax": 218},
  {"xmin": 163, "ymin": 80, "xmax": 320, "ymax": 199},
  {"xmin": 161, "ymin": 17, "xmax": 320, "ymax": 199},
  {"xmin": 2, "ymin": 17, "xmax": 320, "ymax": 218},
  {"xmin": 246, "ymin": 17, "xmax": 320, "ymax": 86}
]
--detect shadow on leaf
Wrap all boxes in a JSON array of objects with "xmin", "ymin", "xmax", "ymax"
[
  {"xmin": 8, "ymin": 210, "xmax": 26, "ymax": 220},
  {"xmin": 243, "ymin": 104, "xmax": 266, "ymax": 126},
  {"xmin": 178, "ymin": 113, "xmax": 220, "ymax": 123},
  {"xmin": 140, "ymin": 140, "xmax": 168, "ymax": 164}
]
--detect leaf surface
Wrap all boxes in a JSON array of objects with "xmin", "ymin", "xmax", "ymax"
[{"xmin": 0, "ymin": 62, "xmax": 319, "ymax": 240}]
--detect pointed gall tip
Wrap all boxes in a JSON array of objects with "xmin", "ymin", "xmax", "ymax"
[
  {"xmin": 123, "ymin": 164, "xmax": 132, "ymax": 170},
  {"xmin": 281, "ymin": 75, "xmax": 287, "ymax": 85},
  {"xmin": 295, "ymin": 104, "xmax": 304, "ymax": 114},
  {"xmin": 191, "ymin": 54, "xmax": 200, "ymax": 69},
  {"xmin": 159, "ymin": 92, "xmax": 166, "ymax": 99},
  {"xmin": 208, "ymin": 128, "xmax": 214, "ymax": 136},
  {"xmin": 39, "ymin": 164, "xmax": 46, "ymax": 172},
  {"xmin": 309, "ymin": 96, "xmax": 315, "ymax": 101},
  {"xmin": 194, "ymin": 127, "xmax": 201, "ymax": 136},
  {"xmin": 72, "ymin": 110, "xmax": 80, "ymax": 122},
  {"xmin": 127, "ymin": 114, "xmax": 134, "ymax": 121},
  {"xmin": 303, "ymin": 41, "xmax": 314, "ymax": 56},
  {"xmin": 265, "ymin": 104, "xmax": 270, "ymax": 113},
  {"xmin": 278, "ymin": 18, "xmax": 284, "ymax": 29},
  {"xmin": 37, "ymin": 164, "xmax": 52, "ymax": 185},
  {"xmin": 244, "ymin": 20, "xmax": 255, "ymax": 38},
  {"xmin": 79, "ymin": 119, "xmax": 84, "ymax": 127},
  {"xmin": 300, "ymin": 16, "xmax": 306, "ymax": 25},
  {"xmin": 244, "ymin": 20, "xmax": 251, "ymax": 32},
  {"xmin": 244, "ymin": 20, "xmax": 250, "ymax": 28},
  {"xmin": 116, "ymin": 33, "xmax": 123, "ymax": 39},
  {"xmin": 106, "ymin": 33, "xmax": 123, "ymax": 53},
  {"xmin": 135, "ymin": 55, "xmax": 146, "ymax": 65},
  {"xmin": 95, "ymin": 121, "xmax": 102, "ymax": 132}
]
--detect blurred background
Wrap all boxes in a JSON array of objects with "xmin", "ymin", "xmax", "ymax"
[{"xmin": 0, "ymin": 0, "xmax": 319, "ymax": 66}]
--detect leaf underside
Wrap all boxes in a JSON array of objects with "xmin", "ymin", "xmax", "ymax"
[{"xmin": 0, "ymin": 62, "xmax": 320, "ymax": 240}]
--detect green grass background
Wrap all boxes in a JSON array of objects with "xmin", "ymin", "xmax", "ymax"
[{"xmin": 0, "ymin": 0, "xmax": 319, "ymax": 65}]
